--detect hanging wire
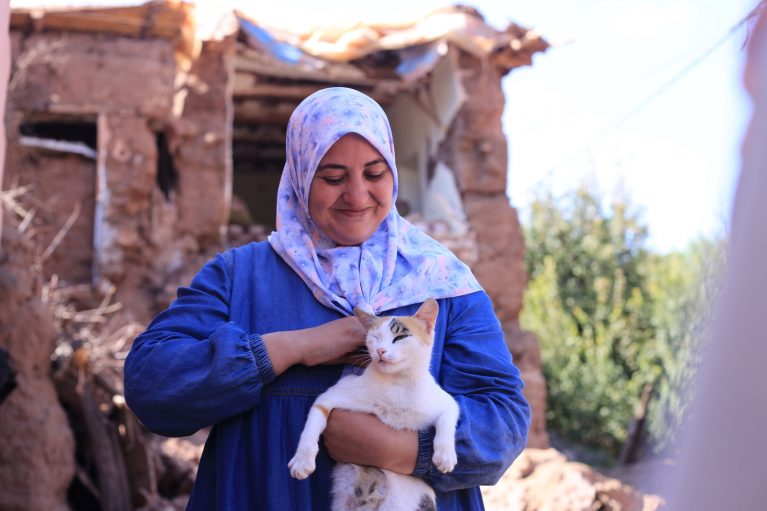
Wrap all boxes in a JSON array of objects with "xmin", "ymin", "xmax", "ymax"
[{"xmin": 590, "ymin": 0, "xmax": 765, "ymax": 145}]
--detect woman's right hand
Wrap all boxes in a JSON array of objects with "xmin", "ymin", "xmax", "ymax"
[
  {"xmin": 298, "ymin": 316, "xmax": 368, "ymax": 366},
  {"xmin": 262, "ymin": 317, "xmax": 367, "ymax": 375}
]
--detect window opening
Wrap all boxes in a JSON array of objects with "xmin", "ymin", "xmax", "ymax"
[{"xmin": 155, "ymin": 131, "xmax": 178, "ymax": 200}]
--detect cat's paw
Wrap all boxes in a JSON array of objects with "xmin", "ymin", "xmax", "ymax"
[
  {"xmin": 288, "ymin": 446, "xmax": 317, "ymax": 479},
  {"xmin": 432, "ymin": 444, "xmax": 457, "ymax": 473}
]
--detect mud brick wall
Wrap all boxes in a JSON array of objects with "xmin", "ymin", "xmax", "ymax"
[
  {"xmin": 4, "ymin": 31, "xmax": 234, "ymax": 323},
  {"xmin": 441, "ymin": 48, "xmax": 549, "ymax": 449}
]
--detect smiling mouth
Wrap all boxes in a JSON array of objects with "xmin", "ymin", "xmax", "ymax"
[{"xmin": 335, "ymin": 208, "xmax": 372, "ymax": 217}]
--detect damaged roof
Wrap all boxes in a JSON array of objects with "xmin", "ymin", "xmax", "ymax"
[
  {"xmin": 10, "ymin": 1, "xmax": 548, "ymax": 93},
  {"xmin": 237, "ymin": 6, "xmax": 548, "ymax": 113},
  {"xmin": 236, "ymin": 5, "xmax": 547, "ymax": 66}
]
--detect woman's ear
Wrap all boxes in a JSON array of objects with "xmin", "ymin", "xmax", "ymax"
[
  {"xmin": 353, "ymin": 307, "xmax": 378, "ymax": 330},
  {"xmin": 414, "ymin": 298, "xmax": 438, "ymax": 333}
]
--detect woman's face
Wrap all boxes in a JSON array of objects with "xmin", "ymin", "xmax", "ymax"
[{"xmin": 308, "ymin": 134, "xmax": 394, "ymax": 246}]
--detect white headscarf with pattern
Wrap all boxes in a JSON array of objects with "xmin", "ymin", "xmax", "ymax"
[{"xmin": 268, "ymin": 87, "xmax": 482, "ymax": 315}]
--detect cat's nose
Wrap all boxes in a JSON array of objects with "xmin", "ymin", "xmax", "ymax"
[{"xmin": 377, "ymin": 348, "xmax": 386, "ymax": 359}]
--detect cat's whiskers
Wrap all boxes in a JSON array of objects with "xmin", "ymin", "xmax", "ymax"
[{"xmin": 346, "ymin": 352, "xmax": 371, "ymax": 368}]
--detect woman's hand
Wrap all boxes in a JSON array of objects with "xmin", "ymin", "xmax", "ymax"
[
  {"xmin": 262, "ymin": 317, "xmax": 367, "ymax": 375},
  {"xmin": 320, "ymin": 346, "xmax": 371, "ymax": 368},
  {"xmin": 299, "ymin": 317, "xmax": 368, "ymax": 366},
  {"xmin": 323, "ymin": 409, "xmax": 418, "ymax": 475}
]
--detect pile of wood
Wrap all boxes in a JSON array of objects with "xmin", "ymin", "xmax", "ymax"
[
  {"xmin": 45, "ymin": 276, "xmax": 200, "ymax": 511},
  {"xmin": 0, "ymin": 189, "xmax": 200, "ymax": 510}
]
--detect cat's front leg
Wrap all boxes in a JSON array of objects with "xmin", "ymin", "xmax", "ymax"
[
  {"xmin": 289, "ymin": 402, "xmax": 333, "ymax": 479},
  {"xmin": 432, "ymin": 399, "xmax": 459, "ymax": 473}
]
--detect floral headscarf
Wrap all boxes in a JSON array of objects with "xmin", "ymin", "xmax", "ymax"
[{"xmin": 268, "ymin": 87, "xmax": 482, "ymax": 315}]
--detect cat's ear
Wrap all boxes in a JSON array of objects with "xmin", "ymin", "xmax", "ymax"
[
  {"xmin": 353, "ymin": 307, "xmax": 377, "ymax": 330},
  {"xmin": 414, "ymin": 298, "xmax": 438, "ymax": 333}
]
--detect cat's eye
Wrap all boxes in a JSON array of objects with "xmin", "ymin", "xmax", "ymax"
[{"xmin": 392, "ymin": 334, "xmax": 408, "ymax": 343}]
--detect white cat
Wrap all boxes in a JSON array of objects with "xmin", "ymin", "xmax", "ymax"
[{"xmin": 288, "ymin": 299, "xmax": 460, "ymax": 511}]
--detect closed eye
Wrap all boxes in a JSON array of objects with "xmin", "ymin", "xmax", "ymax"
[
  {"xmin": 392, "ymin": 334, "xmax": 408, "ymax": 343},
  {"xmin": 364, "ymin": 171, "xmax": 386, "ymax": 181},
  {"xmin": 319, "ymin": 175, "xmax": 345, "ymax": 185}
]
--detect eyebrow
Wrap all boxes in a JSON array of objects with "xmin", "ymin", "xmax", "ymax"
[{"xmin": 316, "ymin": 158, "xmax": 387, "ymax": 172}]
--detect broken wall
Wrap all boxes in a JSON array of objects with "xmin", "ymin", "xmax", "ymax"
[
  {"xmin": 1, "ymin": 21, "xmax": 234, "ymax": 510},
  {"xmin": 4, "ymin": 30, "xmax": 234, "ymax": 322},
  {"xmin": 173, "ymin": 37, "xmax": 234, "ymax": 249}
]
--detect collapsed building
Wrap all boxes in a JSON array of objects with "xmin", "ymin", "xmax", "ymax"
[{"xmin": 1, "ymin": 1, "xmax": 551, "ymax": 508}]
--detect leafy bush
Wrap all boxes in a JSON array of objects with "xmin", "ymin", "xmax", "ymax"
[{"xmin": 521, "ymin": 185, "xmax": 722, "ymax": 459}]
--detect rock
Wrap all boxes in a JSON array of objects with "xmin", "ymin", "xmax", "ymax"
[{"xmin": 481, "ymin": 448, "xmax": 665, "ymax": 511}]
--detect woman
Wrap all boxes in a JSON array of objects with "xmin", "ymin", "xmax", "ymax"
[{"xmin": 125, "ymin": 87, "xmax": 530, "ymax": 510}]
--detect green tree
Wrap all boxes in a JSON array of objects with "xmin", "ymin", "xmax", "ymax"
[{"xmin": 521, "ymin": 185, "xmax": 719, "ymax": 459}]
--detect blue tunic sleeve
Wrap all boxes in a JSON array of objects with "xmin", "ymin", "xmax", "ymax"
[
  {"xmin": 412, "ymin": 292, "xmax": 530, "ymax": 492},
  {"xmin": 124, "ymin": 253, "xmax": 276, "ymax": 437}
]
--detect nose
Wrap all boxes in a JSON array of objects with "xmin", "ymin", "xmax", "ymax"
[
  {"xmin": 376, "ymin": 348, "xmax": 386, "ymax": 359},
  {"xmin": 343, "ymin": 176, "xmax": 368, "ymax": 206}
]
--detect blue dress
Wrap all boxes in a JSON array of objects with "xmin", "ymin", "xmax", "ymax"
[{"xmin": 125, "ymin": 241, "xmax": 530, "ymax": 510}]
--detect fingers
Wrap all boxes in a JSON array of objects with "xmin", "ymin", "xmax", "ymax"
[
  {"xmin": 320, "ymin": 347, "xmax": 371, "ymax": 367},
  {"xmin": 301, "ymin": 317, "xmax": 368, "ymax": 366}
]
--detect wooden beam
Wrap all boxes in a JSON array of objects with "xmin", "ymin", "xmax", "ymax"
[
  {"xmin": 235, "ymin": 46, "xmax": 373, "ymax": 86},
  {"xmin": 233, "ymin": 99, "xmax": 298, "ymax": 125},
  {"xmin": 233, "ymin": 83, "xmax": 329, "ymax": 100},
  {"xmin": 232, "ymin": 125, "xmax": 286, "ymax": 143},
  {"xmin": 232, "ymin": 143, "xmax": 285, "ymax": 162},
  {"xmin": 10, "ymin": 4, "xmax": 192, "ymax": 41}
]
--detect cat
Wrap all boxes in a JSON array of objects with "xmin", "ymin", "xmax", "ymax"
[{"xmin": 288, "ymin": 298, "xmax": 460, "ymax": 511}]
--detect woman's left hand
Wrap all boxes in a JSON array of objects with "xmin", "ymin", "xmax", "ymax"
[{"xmin": 323, "ymin": 409, "xmax": 418, "ymax": 474}]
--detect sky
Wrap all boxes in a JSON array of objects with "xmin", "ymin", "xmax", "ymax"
[
  {"xmin": 12, "ymin": 0, "xmax": 759, "ymax": 252},
  {"xmin": 492, "ymin": 0, "xmax": 757, "ymax": 253}
]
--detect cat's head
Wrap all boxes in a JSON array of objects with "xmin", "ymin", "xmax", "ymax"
[{"xmin": 353, "ymin": 299, "xmax": 438, "ymax": 374}]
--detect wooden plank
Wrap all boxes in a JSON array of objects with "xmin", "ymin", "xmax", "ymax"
[
  {"xmin": 9, "ymin": 11, "xmax": 32, "ymax": 30},
  {"xmin": 232, "ymin": 125, "xmax": 286, "ymax": 143},
  {"xmin": 233, "ymin": 83, "xmax": 329, "ymax": 100},
  {"xmin": 40, "ymin": 11, "xmax": 148, "ymax": 38},
  {"xmin": 10, "ymin": 4, "xmax": 190, "ymax": 41},
  {"xmin": 233, "ymin": 72, "xmax": 256, "ymax": 91},
  {"xmin": 232, "ymin": 143, "xmax": 286, "ymax": 161},
  {"xmin": 235, "ymin": 46, "xmax": 372, "ymax": 86},
  {"xmin": 233, "ymin": 99, "xmax": 298, "ymax": 125}
]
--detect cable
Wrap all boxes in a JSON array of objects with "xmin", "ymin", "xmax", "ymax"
[
  {"xmin": 520, "ymin": 1, "xmax": 765, "ymax": 176},
  {"xmin": 591, "ymin": 0, "xmax": 764, "ymax": 144}
]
